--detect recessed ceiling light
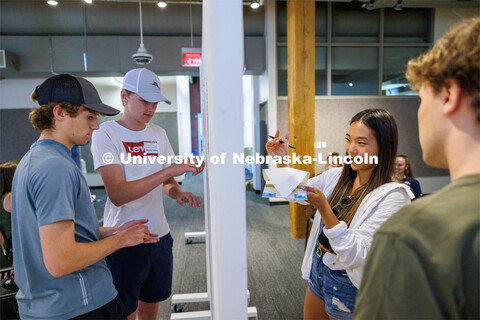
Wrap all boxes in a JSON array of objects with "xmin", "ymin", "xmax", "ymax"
[
  {"xmin": 157, "ymin": 0, "xmax": 167, "ymax": 8},
  {"xmin": 47, "ymin": 0, "xmax": 58, "ymax": 5},
  {"xmin": 250, "ymin": 0, "xmax": 260, "ymax": 9},
  {"xmin": 85, "ymin": 0, "xmax": 93, "ymax": 3}
]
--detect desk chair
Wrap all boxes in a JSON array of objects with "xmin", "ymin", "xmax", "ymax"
[{"xmin": 0, "ymin": 266, "xmax": 18, "ymax": 318}]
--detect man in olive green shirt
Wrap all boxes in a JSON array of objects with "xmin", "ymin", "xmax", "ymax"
[{"xmin": 354, "ymin": 17, "xmax": 480, "ymax": 319}]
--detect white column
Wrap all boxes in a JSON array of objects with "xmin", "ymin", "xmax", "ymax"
[
  {"xmin": 201, "ymin": 1, "xmax": 247, "ymax": 319},
  {"xmin": 176, "ymin": 75, "xmax": 192, "ymax": 156}
]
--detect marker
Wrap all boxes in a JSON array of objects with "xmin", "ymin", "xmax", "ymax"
[{"xmin": 268, "ymin": 135, "xmax": 296, "ymax": 149}]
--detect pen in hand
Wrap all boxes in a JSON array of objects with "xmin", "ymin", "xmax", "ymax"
[{"xmin": 268, "ymin": 135, "xmax": 296, "ymax": 149}]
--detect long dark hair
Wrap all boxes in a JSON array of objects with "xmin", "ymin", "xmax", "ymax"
[
  {"xmin": 397, "ymin": 154, "xmax": 414, "ymax": 178},
  {"xmin": 328, "ymin": 109, "xmax": 398, "ymax": 226},
  {"xmin": 0, "ymin": 162, "xmax": 17, "ymax": 198}
]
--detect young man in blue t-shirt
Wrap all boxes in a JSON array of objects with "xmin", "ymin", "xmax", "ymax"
[{"xmin": 11, "ymin": 74, "xmax": 159, "ymax": 319}]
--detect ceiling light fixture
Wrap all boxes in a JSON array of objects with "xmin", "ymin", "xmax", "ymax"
[
  {"xmin": 393, "ymin": 0, "xmax": 403, "ymax": 11},
  {"xmin": 84, "ymin": 0, "xmax": 92, "ymax": 3},
  {"xmin": 157, "ymin": 0, "xmax": 167, "ymax": 8},
  {"xmin": 47, "ymin": 0, "xmax": 58, "ymax": 6},
  {"xmin": 132, "ymin": 0, "xmax": 153, "ymax": 65},
  {"xmin": 250, "ymin": 0, "xmax": 260, "ymax": 9},
  {"xmin": 362, "ymin": 0, "xmax": 375, "ymax": 11},
  {"xmin": 83, "ymin": 2, "xmax": 88, "ymax": 71}
]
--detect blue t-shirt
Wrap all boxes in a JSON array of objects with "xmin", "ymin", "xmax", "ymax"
[
  {"xmin": 11, "ymin": 140, "xmax": 117, "ymax": 319},
  {"xmin": 71, "ymin": 144, "xmax": 81, "ymax": 169},
  {"xmin": 403, "ymin": 176, "xmax": 423, "ymax": 198}
]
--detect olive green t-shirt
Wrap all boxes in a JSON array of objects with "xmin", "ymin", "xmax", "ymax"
[{"xmin": 354, "ymin": 174, "xmax": 480, "ymax": 319}]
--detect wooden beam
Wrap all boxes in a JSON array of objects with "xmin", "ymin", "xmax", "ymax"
[{"xmin": 287, "ymin": 0, "xmax": 315, "ymax": 239}]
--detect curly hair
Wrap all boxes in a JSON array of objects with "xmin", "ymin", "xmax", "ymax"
[
  {"xmin": 406, "ymin": 17, "xmax": 480, "ymax": 122},
  {"xmin": 29, "ymin": 90, "xmax": 83, "ymax": 132}
]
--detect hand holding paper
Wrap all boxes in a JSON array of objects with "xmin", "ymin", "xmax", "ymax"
[
  {"xmin": 303, "ymin": 186, "xmax": 329, "ymax": 211},
  {"xmin": 262, "ymin": 167, "xmax": 309, "ymax": 204}
]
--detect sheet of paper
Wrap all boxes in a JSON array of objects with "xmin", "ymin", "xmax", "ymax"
[{"xmin": 263, "ymin": 167, "xmax": 309, "ymax": 198}]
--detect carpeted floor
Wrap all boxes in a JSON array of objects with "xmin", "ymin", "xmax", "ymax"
[{"xmin": 91, "ymin": 172, "xmax": 306, "ymax": 319}]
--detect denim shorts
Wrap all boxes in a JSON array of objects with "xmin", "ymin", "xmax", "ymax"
[
  {"xmin": 106, "ymin": 233, "xmax": 174, "ymax": 315},
  {"xmin": 308, "ymin": 244, "xmax": 358, "ymax": 320}
]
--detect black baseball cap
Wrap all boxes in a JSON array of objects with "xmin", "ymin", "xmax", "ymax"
[{"xmin": 35, "ymin": 74, "xmax": 120, "ymax": 115}]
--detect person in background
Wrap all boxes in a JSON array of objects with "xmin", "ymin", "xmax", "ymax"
[
  {"xmin": 0, "ymin": 162, "xmax": 16, "ymax": 262},
  {"xmin": 91, "ymin": 68, "xmax": 205, "ymax": 320},
  {"xmin": 325, "ymin": 152, "xmax": 343, "ymax": 171},
  {"xmin": 354, "ymin": 17, "xmax": 479, "ymax": 319},
  {"xmin": 266, "ymin": 109, "xmax": 413, "ymax": 320},
  {"xmin": 11, "ymin": 74, "xmax": 159, "ymax": 319},
  {"xmin": 394, "ymin": 154, "xmax": 423, "ymax": 198}
]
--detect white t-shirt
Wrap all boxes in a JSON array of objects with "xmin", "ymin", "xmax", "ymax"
[{"xmin": 91, "ymin": 120, "xmax": 175, "ymax": 237}]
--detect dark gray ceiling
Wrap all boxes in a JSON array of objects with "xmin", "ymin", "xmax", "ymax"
[
  {"xmin": 0, "ymin": 0, "xmax": 265, "ymax": 36},
  {"xmin": 0, "ymin": 0, "xmax": 266, "ymax": 78},
  {"xmin": 0, "ymin": 0, "xmax": 478, "ymax": 79}
]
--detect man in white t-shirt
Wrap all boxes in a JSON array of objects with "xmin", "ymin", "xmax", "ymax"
[{"xmin": 91, "ymin": 68, "xmax": 204, "ymax": 320}]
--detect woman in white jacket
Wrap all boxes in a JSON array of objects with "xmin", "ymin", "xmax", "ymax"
[{"xmin": 266, "ymin": 109, "xmax": 413, "ymax": 320}]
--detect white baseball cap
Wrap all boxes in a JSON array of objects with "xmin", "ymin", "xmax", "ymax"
[{"xmin": 122, "ymin": 68, "xmax": 172, "ymax": 105}]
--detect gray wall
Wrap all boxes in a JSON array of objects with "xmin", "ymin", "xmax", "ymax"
[
  {"xmin": 0, "ymin": 109, "xmax": 40, "ymax": 162},
  {"xmin": 277, "ymin": 96, "xmax": 449, "ymax": 177},
  {"xmin": 0, "ymin": 109, "xmax": 179, "ymax": 171}
]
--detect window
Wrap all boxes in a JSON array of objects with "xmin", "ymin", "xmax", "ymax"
[
  {"xmin": 332, "ymin": 4, "xmax": 380, "ymax": 43},
  {"xmin": 382, "ymin": 46, "xmax": 428, "ymax": 95},
  {"xmin": 332, "ymin": 47, "xmax": 378, "ymax": 96},
  {"xmin": 276, "ymin": 2, "xmax": 432, "ymax": 96},
  {"xmin": 384, "ymin": 9, "xmax": 431, "ymax": 43}
]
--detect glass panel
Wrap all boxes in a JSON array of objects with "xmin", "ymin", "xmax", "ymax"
[
  {"xmin": 315, "ymin": 3, "xmax": 328, "ymax": 43},
  {"xmin": 384, "ymin": 9, "xmax": 431, "ymax": 43},
  {"xmin": 332, "ymin": 3, "xmax": 379, "ymax": 43},
  {"xmin": 277, "ymin": 1, "xmax": 287, "ymax": 43},
  {"xmin": 277, "ymin": 47, "xmax": 325, "ymax": 96},
  {"xmin": 332, "ymin": 47, "xmax": 378, "ymax": 95},
  {"xmin": 382, "ymin": 46, "xmax": 428, "ymax": 96},
  {"xmin": 277, "ymin": 46, "xmax": 287, "ymax": 96},
  {"xmin": 315, "ymin": 47, "xmax": 327, "ymax": 95}
]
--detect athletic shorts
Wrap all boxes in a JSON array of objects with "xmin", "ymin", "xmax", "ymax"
[
  {"xmin": 106, "ymin": 232, "xmax": 174, "ymax": 315},
  {"xmin": 71, "ymin": 294, "xmax": 127, "ymax": 319}
]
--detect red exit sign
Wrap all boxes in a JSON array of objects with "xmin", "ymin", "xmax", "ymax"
[{"xmin": 182, "ymin": 48, "xmax": 202, "ymax": 67}]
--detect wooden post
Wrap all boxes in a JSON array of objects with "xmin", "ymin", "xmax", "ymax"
[{"xmin": 287, "ymin": 0, "xmax": 315, "ymax": 239}]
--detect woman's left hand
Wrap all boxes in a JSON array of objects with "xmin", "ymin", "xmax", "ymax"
[{"xmin": 304, "ymin": 186, "xmax": 329, "ymax": 211}]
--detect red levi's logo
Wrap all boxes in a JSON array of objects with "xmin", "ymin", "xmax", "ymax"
[{"xmin": 122, "ymin": 141, "xmax": 159, "ymax": 157}]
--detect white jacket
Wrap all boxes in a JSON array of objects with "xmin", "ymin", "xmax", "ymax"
[{"xmin": 301, "ymin": 167, "xmax": 414, "ymax": 288}]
